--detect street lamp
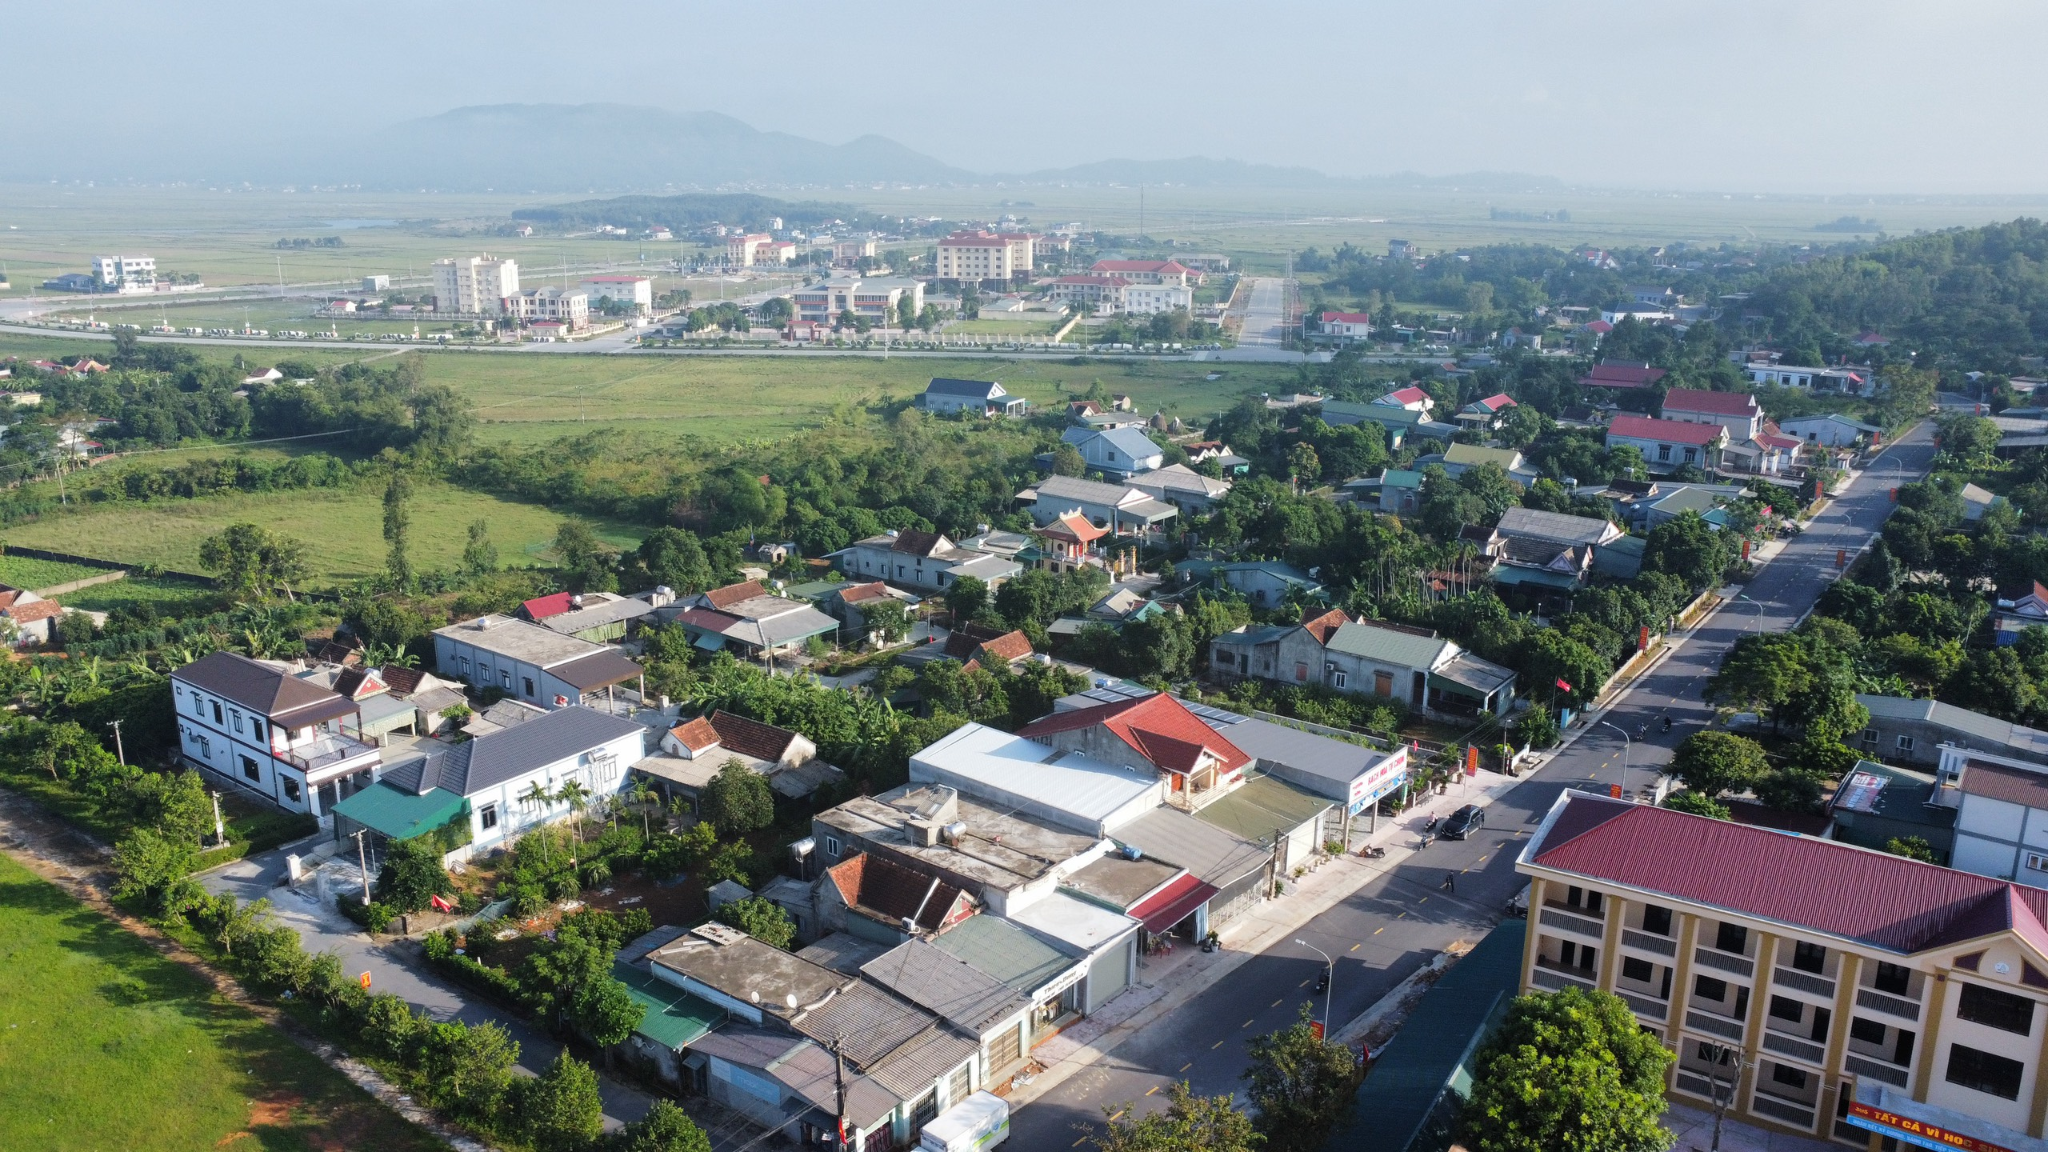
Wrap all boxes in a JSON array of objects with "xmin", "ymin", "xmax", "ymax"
[
  {"xmin": 1597, "ymin": 720, "xmax": 1631, "ymax": 795},
  {"xmin": 1735, "ymin": 593, "xmax": 1767, "ymax": 633},
  {"xmin": 1295, "ymin": 939, "xmax": 1335, "ymax": 1036}
]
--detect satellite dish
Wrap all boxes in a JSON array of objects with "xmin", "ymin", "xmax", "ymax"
[
  {"xmin": 750, "ymin": 991, "xmax": 761, "ymax": 1003},
  {"xmin": 786, "ymin": 993, "xmax": 798, "ymax": 1009}
]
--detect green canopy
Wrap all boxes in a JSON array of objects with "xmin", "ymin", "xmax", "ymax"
[
  {"xmin": 612, "ymin": 960, "xmax": 721, "ymax": 1050},
  {"xmin": 331, "ymin": 781, "xmax": 467, "ymax": 841}
]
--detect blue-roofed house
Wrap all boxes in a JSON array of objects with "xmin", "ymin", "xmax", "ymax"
[
  {"xmin": 1379, "ymin": 468, "xmax": 1425, "ymax": 514},
  {"xmin": 1060, "ymin": 425, "xmax": 1166, "ymax": 480},
  {"xmin": 920, "ymin": 377, "xmax": 1028, "ymax": 417},
  {"xmin": 1214, "ymin": 560, "xmax": 1325, "ymax": 608}
]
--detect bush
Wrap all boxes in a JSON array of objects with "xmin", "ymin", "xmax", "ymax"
[
  {"xmin": 337, "ymin": 894, "xmax": 396, "ymax": 934},
  {"xmin": 712, "ymin": 896, "xmax": 795, "ymax": 950}
]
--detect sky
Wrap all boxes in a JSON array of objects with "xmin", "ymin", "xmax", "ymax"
[{"xmin": 9, "ymin": 0, "xmax": 2048, "ymax": 194}]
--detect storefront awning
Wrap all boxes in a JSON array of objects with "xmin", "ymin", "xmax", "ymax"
[{"xmin": 1129, "ymin": 872, "xmax": 1218, "ymax": 934}]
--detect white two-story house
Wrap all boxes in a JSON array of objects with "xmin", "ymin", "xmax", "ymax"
[{"xmin": 172, "ymin": 651, "xmax": 383, "ymax": 819}]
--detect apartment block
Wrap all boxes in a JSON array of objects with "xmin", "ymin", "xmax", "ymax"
[
  {"xmin": 727, "ymin": 233, "xmax": 794, "ymax": 266},
  {"xmin": 91, "ymin": 255, "xmax": 156, "ymax": 292},
  {"xmin": 512, "ymin": 286, "xmax": 590, "ymax": 329},
  {"xmin": 1518, "ymin": 791, "xmax": 2048, "ymax": 1152},
  {"xmin": 935, "ymin": 231, "xmax": 1028, "ymax": 282},
  {"xmin": 578, "ymin": 275, "xmax": 653, "ymax": 313},
  {"xmin": 791, "ymin": 276, "xmax": 924, "ymax": 325},
  {"xmin": 431, "ymin": 254, "xmax": 520, "ymax": 316}
]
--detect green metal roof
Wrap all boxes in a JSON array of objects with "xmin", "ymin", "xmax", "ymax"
[
  {"xmin": 1324, "ymin": 621, "xmax": 1452, "ymax": 670},
  {"xmin": 330, "ymin": 781, "xmax": 467, "ymax": 841},
  {"xmin": 1324, "ymin": 922, "xmax": 1528, "ymax": 1152},
  {"xmin": 1195, "ymin": 774, "xmax": 1333, "ymax": 843},
  {"xmin": 781, "ymin": 580, "xmax": 845, "ymax": 601},
  {"xmin": 1442, "ymin": 443, "xmax": 1521, "ymax": 470},
  {"xmin": 929, "ymin": 914, "xmax": 1074, "ymax": 993},
  {"xmin": 1381, "ymin": 469, "xmax": 1425, "ymax": 489},
  {"xmin": 613, "ymin": 960, "xmax": 722, "ymax": 1050}
]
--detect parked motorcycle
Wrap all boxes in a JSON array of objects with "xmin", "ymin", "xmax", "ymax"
[{"xmin": 1359, "ymin": 844, "xmax": 1387, "ymax": 860}]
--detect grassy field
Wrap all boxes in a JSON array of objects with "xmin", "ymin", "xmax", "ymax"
[
  {"xmin": 0, "ymin": 482, "xmax": 647, "ymax": 580},
  {"xmin": 432, "ymin": 352, "xmax": 1298, "ymax": 445},
  {"xmin": 0, "ymin": 554, "xmax": 114, "ymax": 591},
  {"xmin": 0, "ymin": 852, "xmax": 441, "ymax": 1152}
]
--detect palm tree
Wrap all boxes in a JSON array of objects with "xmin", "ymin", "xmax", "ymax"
[
  {"xmin": 627, "ymin": 779, "xmax": 659, "ymax": 837},
  {"xmin": 556, "ymin": 777, "xmax": 592, "ymax": 843},
  {"xmin": 519, "ymin": 781, "xmax": 555, "ymax": 861}
]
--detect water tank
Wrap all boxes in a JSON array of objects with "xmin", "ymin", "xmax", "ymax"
[
  {"xmin": 1121, "ymin": 844, "xmax": 1144, "ymax": 862},
  {"xmin": 943, "ymin": 821, "xmax": 968, "ymax": 844}
]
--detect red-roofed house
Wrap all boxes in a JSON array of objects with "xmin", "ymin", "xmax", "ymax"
[
  {"xmin": 1035, "ymin": 511, "xmax": 1110, "ymax": 574},
  {"xmin": 1373, "ymin": 386, "xmax": 1435, "ymax": 415},
  {"xmin": 520, "ymin": 592, "xmax": 577, "ymax": 622},
  {"xmin": 1606, "ymin": 413, "xmax": 1728, "ymax": 471},
  {"xmin": 1088, "ymin": 259, "xmax": 1196, "ymax": 287},
  {"xmin": 938, "ymin": 624, "xmax": 1035, "ymax": 672},
  {"xmin": 1016, "ymin": 694, "xmax": 1250, "ymax": 804},
  {"xmin": 1313, "ymin": 311, "xmax": 1372, "ymax": 345},
  {"xmin": 1660, "ymin": 387, "xmax": 1762, "ymax": 441},
  {"xmin": 1519, "ymin": 789, "xmax": 2048, "ymax": 1148},
  {"xmin": 1455, "ymin": 393, "xmax": 1519, "ymax": 432},
  {"xmin": 1578, "ymin": 360, "xmax": 1667, "ymax": 389},
  {"xmin": 819, "ymin": 852, "xmax": 978, "ymax": 942}
]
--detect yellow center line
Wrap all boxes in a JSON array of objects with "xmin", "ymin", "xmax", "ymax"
[
  {"xmin": 1396, "ymin": 911, "xmax": 1407, "ymax": 919},
  {"xmin": 1108, "ymin": 1110, "xmax": 1126, "ymax": 1123},
  {"xmin": 1179, "ymin": 1062, "xmax": 1193, "ymax": 1072},
  {"xmin": 1145, "ymin": 1086, "xmax": 1159, "ymax": 1097},
  {"xmin": 1351, "ymin": 943, "xmax": 1362, "ymax": 950},
  {"xmin": 1298, "ymin": 978, "xmax": 1311, "ymax": 988},
  {"xmin": 1418, "ymin": 897, "xmax": 1428, "ymax": 904},
  {"xmin": 1373, "ymin": 927, "xmax": 1384, "ymax": 935},
  {"xmin": 1271, "ymin": 998, "xmax": 1283, "ymax": 1007},
  {"xmin": 1212, "ymin": 1040, "xmax": 1225, "ymax": 1049},
  {"xmin": 1242, "ymin": 1017, "xmax": 1255, "ymax": 1028},
  {"xmin": 1074, "ymin": 1139, "xmax": 1089, "ymax": 1148}
]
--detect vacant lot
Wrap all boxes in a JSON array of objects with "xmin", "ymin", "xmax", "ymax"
[
  {"xmin": 1, "ymin": 482, "xmax": 646, "ymax": 581},
  {"xmin": 0, "ymin": 853, "xmax": 441, "ymax": 1152},
  {"xmin": 428, "ymin": 351, "xmax": 1293, "ymax": 445}
]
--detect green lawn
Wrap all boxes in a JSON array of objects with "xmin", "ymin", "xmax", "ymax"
[
  {"xmin": 0, "ymin": 852, "xmax": 441, "ymax": 1152},
  {"xmin": 1, "ymin": 482, "xmax": 647, "ymax": 582},
  {"xmin": 0, "ymin": 554, "xmax": 112, "ymax": 591},
  {"xmin": 56, "ymin": 573, "xmax": 225, "ymax": 616}
]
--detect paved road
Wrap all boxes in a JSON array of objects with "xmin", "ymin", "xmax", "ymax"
[
  {"xmin": 1235, "ymin": 278, "xmax": 1288, "ymax": 346},
  {"xmin": 1011, "ymin": 423, "xmax": 1936, "ymax": 1147}
]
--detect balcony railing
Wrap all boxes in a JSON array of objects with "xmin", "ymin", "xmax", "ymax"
[
  {"xmin": 280, "ymin": 734, "xmax": 379, "ymax": 775},
  {"xmin": 1773, "ymin": 967, "xmax": 1836, "ymax": 999},
  {"xmin": 1844, "ymin": 1053, "xmax": 1910, "ymax": 1088},
  {"xmin": 1621, "ymin": 929, "xmax": 1676, "ymax": 957},
  {"xmin": 1749, "ymin": 1091, "xmax": 1816, "ymax": 1129},
  {"xmin": 1685, "ymin": 1009, "xmax": 1746, "ymax": 1041},
  {"xmin": 1539, "ymin": 907, "xmax": 1605, "ymax": 938},
  {"xmin": 1673, "ymin": 1071, "xmax": 1720, "ymax": 1100},
  {"xmin": 1694, "ymin": 946, "xmax": 1755, "ymax": 979},
  {"xmin": 1761, "ymin": 1029, "xmax": 1826, "ymax": 1065},
  {"xmin": 1531, "ymin": 966, "xmax": 1597, "ymax": 993},
  {"xmin": 1617, "ymin": 990, "xmax": 1669, "ymax": 1020},
  {"xmin": 1856, "ymin": 987, "xmax": 1920, "ymax": 1021}
]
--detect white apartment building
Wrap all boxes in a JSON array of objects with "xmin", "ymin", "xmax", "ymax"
[
  {"xmin": 512, "ymin": 286, "xmax": 590, "ymax": 329},
  {"xmin": 91, "ymin": 255, "xmax": 156, "ymax": 293},
  {"xmin": 578, "ymin": 275, "xmax": 653, "ymax": 313},
  {"xmin": 1746, "ymin": 364, "xmax": 1875, "ymax": 397},
  {"xmin": 432, "ymin": 254, "xmax": 520, "ymax": 316},
  {"xmin": 1122, "ymin": 283, "xmax": 1193, "ymax": 315},
  {"xmin": 790, "ymin": 276, "xmax": 924, "ymax": 325},
  {"xmin": 1520, "ymin": 791, "xmax": 2048, "ymax": 1152},
  {"xmin": 727, "ymin": 233, "xmax": 794, "ymax": 266},
  {"xmin": 936, "ymin": 232, "xmax": 1024, "ymax": 282},
  {"xmin": 171, "ymin": 651, "xmax": 383, "ymax": 819}
]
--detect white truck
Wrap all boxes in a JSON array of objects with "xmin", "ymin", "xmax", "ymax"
[{"xmin": 918, "ymin": 1091, "xmax": 1009, "ymax": 1152}]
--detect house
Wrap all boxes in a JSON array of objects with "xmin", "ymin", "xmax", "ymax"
[
  {"xmin": 1854, "ymin": 694, "xmax": 2048, "ymax": 768},
  {"xmin": 935, "ymin": 624, "xmax": 1035, "ymax": 672},
  {"xmin": 667, "ymin": 580, "xmax": 840, "ymax": 660},
  {"xmin": 1317, "ymin": 399, "xmax": 1459, "ymax": 448},
  {"xmin": 1184, "ymin": 441, "xmax": 1250, "ymax": 473},
  {"xmin": 1017, "ymin": 475, "xmax": 1178, "ymax": 536},
  {"xmin": 910, "ymin": 724, "xmax": 1166, "ymax": 837},
  {"xmin": 1577, "ymin": 361, "xmax": 1668, "ymax": 390},
  {"xmin": 858, "ymin": 938, "xmax": 1037, "ymax": 1081},
  {"xmin": 538, "ymin": 592, "xmax": 664, "ymax": 644},
  {"xmin": 633, "ymin": 709, "xmax": 841, "ymax": 810},
  {"xmin": 1660, "ymin": 388, "xmax": 1762, "ymax": 441},
  {"xmin": 1089, "ymin": 259, "xmax": 1195, "ymax": 287},
  {"xmin": 1933, "ymin": 746, "xmax": 2048, "ymax": 884},
  {"xmin": 1995, "ymin": 582, "xmax": 2048, "ymax": 646},
  {"xmin": 817, "ymin": 852, "xmax": 979, "ymax": 945},
  {"xmin": 790, "ymin": 276, "xmax": 924, "ymax": 326},
  {"xmin": 1033, "ymin": 512, "xmax": 1109, "ymax": 574},
  {"xmin": 1212, "ymin": 560, "xmax": 1323, "ymax": 607},
  {"xmin": 1493, "ymin": 535, "xmax": 1597, "ymax": 593},
  {"xmin": 1377, "ymin": 468, "xmax": 1425, "ymax": 514},
  {"xmin": 1606, "ymin": 413, "xmax": 1729, "ymax": 472},
  {"xmin": 1047, "ymin": 275, "xmax": 1129, "ymax": 311},
  {"xmin": 330, "ymin": 706, "xmax": 648, "ymax": 863},
  {"xmin": 1128, "ymin": 464, "xmax": 1232, "ymax": 512},
  {"xmin": 1746, "ymin": 364, "xmax": 1873, "ymax": 396},
  {"xmin": 1517, "ymin": 789, "xmax": 2048, "ymax": 1151},
  {"xmin": 0, "ymin": 586, "xmax": 64, "ymax": 647},
  {"xmin": 920, "ymin": 377, "xmax": 1028, "ymax": 417},
  {"xmin": 1778, "ymin": 413, "xmax": 1881, "ymax": 448},
  {"xmin": 922, "ymin": 912, "xmax": 1111, "ymax": 1055},
  {"xmin": 1322, "ymin": 621, "xmax": 1516, "ymax": 717},
  {"xmin": 1374, "ymin": 386, "xmax": 1435, "ymax": 415},
  {"xmin": 812, "ymin": 781, "xmax": 1110, "ymax": 916},
  {"xmin": 1312, "ymin": 311, "xmax": 1373, "ymax": 345},
  {"xmin": 1961, "ymin": 483, "xmax": 2009, "ymax": 523},
  {"xmin": 1828, "ymin": 761, "xmax": 1957, "ymax": 864},
  {"xmin": 1722, "ymin": 427, "xmax": 1802, "ymax": 476},
  {"xmin": 172, "ymin": 651, "xmax": 383, "ymax": 819},
  {"xmin": 1456, "ymin": 393, "xmax": 1518, "ymax": 431},
  {"xmin": 241, "ymin": 366, "xmax": 284, "ymax": 385},
  {"xmin": 1495, "ymin": 506, "xmax": 1625, "ymax": 550},
  {"xmin": 1059, "ymin": 425, "xmax": 1166, "ymax": 480},
  {"xmin": 579, "ymin": 275, "xmax": 654, "ymax": 314},
  {"xmin": 1014, "ymin": 693, "xmax": 1253, "ymax": 810},
  {"xmin": 838, "ymin": 530, "xmax": 1021, "ymax": 593},
  {"xmin": 1439, "ymin": 442, "xmax": 1527, "ymax": 479},
  {"xmin": 814, "ymin": 580, "xmax": 915, "ymax": 643},
  {"xmin": 432, "ymin": 616, "xmax": 645, "ymax": 710}
]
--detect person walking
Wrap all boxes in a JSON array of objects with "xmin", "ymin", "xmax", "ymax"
[{"xmin": 1443, "ymin": 872, "xmax": 1457, "ymax": 894}]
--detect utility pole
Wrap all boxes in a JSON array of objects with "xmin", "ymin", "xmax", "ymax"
[
  {"xmin": 105, "ymin": 719, "xmax": 125, "ymax": 766},
  {"xmin": 353, "ymin": 828, "xmax": 372, "ymax": 906},
  {"xmin": 209, "ymin": 789, "xmax": 226, "ymax": 847}
]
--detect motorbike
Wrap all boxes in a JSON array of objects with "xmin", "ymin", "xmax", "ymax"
[
  {"xmin": 1359, "ymin": 844, "xmax": 1387, "ymax": 860},
  {"xmin": 1314, "ymin": 970, "xmax": 1331, "ymax": 994},
  {"xmin": 1661, "ymin": 716, "xmax": 1672, "ymax": 733}
]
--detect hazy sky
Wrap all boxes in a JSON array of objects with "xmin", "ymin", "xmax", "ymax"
[{"xmin": 11, "ymin": 0, "xmax": 2048, "ymax": 193}]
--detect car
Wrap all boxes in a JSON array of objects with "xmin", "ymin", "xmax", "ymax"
[{"xmin": 1440, "ymin": 804, "xmax": 1485, "ymax": 840}]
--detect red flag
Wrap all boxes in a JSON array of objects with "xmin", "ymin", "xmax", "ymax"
[
  {"xmin": 431, "ymin": 893, "xmax": 456, "ymax": 913},
  {"xmin": 1555, "ymin": 678, "xmax": 1572, "ymax": 692}
]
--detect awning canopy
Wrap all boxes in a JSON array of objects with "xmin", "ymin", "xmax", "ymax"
[
  {"xmin": 330, "ymin": 781, "xmax": 466, "ymax": 841},
  {"xmin": 549, "ymin": 650, "xmax": 644, "ymax": 691},
  {"xmin": 1128, "ymin": 872, "xmax": 1218, "ymax": 934}
]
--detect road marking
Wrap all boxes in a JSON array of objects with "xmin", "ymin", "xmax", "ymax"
[
  {"xmin": 1351, "ymin": 942, "xmax": 1362, "ymax": 950},
  {"xmin": 1418, "ymin": 897, "xmax": 1428, "ymax": 904},
  {"xmin": 1213, "ymin": 1041, "xmax": 1225, "ymax": 1049},
  {"xmin": 1108, "ymin": 1110, "xmax": 1126, "ymax": 1123},
  {"xmin": 1477, "ymin": 856, "xmax": 1487, "ymax": 864},
  {"xmin": 1180, "ymin": 1063, "xmax": 1193, "ymax": 1072},
  {"xmin": 1587, "ymin": 772, "xmax": 1597, "ymax": 779},
  {"xmin": 1146, "ymin": 1086, "xmax": 1159, "ymax": 1097},
  {"xmin": 1299, "ymin": 978, "xmax": 1311, "ymax": 988},
  {"xmin": 1243, "ymin": 1018, "xmax": 1255, "ymax": 1028},
  {"xmin": 1074, "ymin": 1139, "xmax": 1088, "ymax": 1147},
  {"xmin": 1396, "ymin": 911, "xmax": 1406, "ymax": 919},
  {"xmin": 1271, "ymin": 998, "xmax": 1283, "ymax": 1007}
]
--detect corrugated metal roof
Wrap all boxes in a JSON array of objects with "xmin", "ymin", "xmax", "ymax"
[
  {"xmin": 928, "ymin": 914, "xmax": 1079, "ymax": 993},
  {"xmin": 1115, "ymin": 805, "xmax": 1270, "ymax": 887},
  {"xmin": 1194, "ymin": 774, "xmax": 1332, "ymax": 844},
  {"xmin": 792, "ymin": 982, "xmax": 941, "ymax": 1068},
  {"xmin": 1495, "ymin": 507, "xmax": 1620, "ymax": 547},
  {"xmin": 1324, "ymin": 621, "xmax": 1452, "ymax": 670},
  {"xmin": 862, "ymin": 940, "xmax": 1030, "ymax": 1034},
  {"xmin": 613, "ymin": 960, "xmax": 721, "ymax": 1050},
  {"xmin": 1129, "ymin": 872, "xmax": 1220, "ymax": 933},
  {"xmin": 328, "ymin": 780, "xmax": 466, "ymax": 840}
]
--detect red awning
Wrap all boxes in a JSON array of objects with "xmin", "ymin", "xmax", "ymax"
[{"xmin": 1129, "ymin": 872, "xmax": 1219, "ymax": 934}]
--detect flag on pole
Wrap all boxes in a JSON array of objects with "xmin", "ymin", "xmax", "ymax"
[
  {"xmin": 359, "ymin": 972, "xmax": 372, "ymax": 989},
  {"xmin": 1555, "ymin": 678, "xmax": 1572, "ymax": 692}
]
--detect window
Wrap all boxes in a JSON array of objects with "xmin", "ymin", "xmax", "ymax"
[
  {"xmin": 1715, "ymin": 922, "xmax": 1748, "ymax": 956},
  {"xmin": 480, "ymin": 804, "xmax": 498, "ymax": 831},
  {"xmin": 1695, "ymin": 1042, "xmax": 1735, "ymax": 1065},
  {"xmin": 1792, "ymin": 941, "xmax": 1827, "ymax": 974},
  {"xmin": 1850, "ymin": 1017, "xmax": 1887, "ymax": 1046},
  {"xmin": 1622, "ymin": 957, "xmax": 1654, "ymax": 983},
  {"xmin": 1332, "ymin": 671, "xmax": 1347, "ymax": 689},
  {"xmin": 249, "ymin": 718, "xmax": 264, "ymax": 742},
  {"xmin": 1861, "ymin": 728, "xmax": 1878, "ymax": 745},
  {"xmin": 523, "ymin": 677, "xmax": 535, "ymax": 697},
  {"xmin": 459, "ymin": 657, "xmax": 471, "ymax": 675},
  {"xmin": 1658, "ymin": 444, "xmax": 1672, "ymax": 462},
  {"xmin": 213, "ymin": 701, "xmax": 224, "ymax": 724},
  {"xmin": 1695, "ymin": 975, "xmax": 1728, "ymax": 1003},
  {"xmin": 1772, "ymin": 1064, "xmax": 1809, "ymax": 1089},
  {"xmin": 1641, "ymin": 904, "xmax": 1673, "ymax": 937},
  {"xmin": 499, "ymin": 669, "xmax": 512, "ymax": 689},
  {"xmin": 197, "ymin": 735, "xmax": 211, "ymax": 758},
  {"xmin": 1947, "ymin": 1044, "xmax": 2025, "ymax": 1100},
  {"xmin": 1294, "ymin": 663, "xmax": 1308, "ymax": 682},
  {"xmin": 1896, "ymin": 735, "xmax": 1915, "ymax": 752},
  {"xmin": 1873, "ymin": 962, "xmax": 1912, "ymax": 996},
  {"xmin": 1957, "ymin": 982, "xmax": 2035, "ymax": 1036},
  {"xmin": 240, "ymin": 755, "xmax": 261, "ymax": 782},
  {"xmin": 823, "ymin": 835, "xmax": 841, "ymax": 860},
  {"xmin": 2028, "ymin": 853, "xmax": 2048, "ymax": 875},
  {"xmin": 1769, "ymin": 995, "xmax": 1803, "ymax": 1022},
  {"xmin": 232, "ymin": 710, "xmax": 244, "ymax": 734},
  {"xmin": 282, "ymin": 777, "xmax": 300, "ymax": 803}
]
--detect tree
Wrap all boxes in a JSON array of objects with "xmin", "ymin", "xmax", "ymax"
[
  {"xmin": 1755, "ymin": 767, "xmax": 1826, "ymax": 813},
  {"xmin": 862, "ymin": 598, "xmax": 910, "ymax": 644},
  {"xmin": 555, "ymin": 520, "xmax": 619, "ymax": 594},
  {"xmin": 1512, "ymin": 707, "xmax": 1559, "ymax": 750},
  {"xmin": 1052, "ymin": 442, "xmax": 1086, "ymax": 477},
  {"xmin": 198, "ymin": 523, "xmax": 310, "ymax": 600},
  {"xmin": 636, "ymin": 527, "xmax": 714, "ymax": 593},
  {"xmin": 1242, "ymin": 1004, "xmax": 1359, "ymax": 1152},
  {"xmin": 463, "ymin": 518, "xmax": 499, "ymax": 575},
  {"xmin": 556, "ymin": 777, "xmax": 592, "ymax": 840},
  {"xmin": 373, "ymin": 836, "xmax": 454, "ymax": 914},
  {"xmin": 421, "ymin": 1020, "xmax": 519, "ymax": 1118},
  {"xmin": 700, "ymin": 758, "xmax": 774, "ymax": 836},
  {"xmin": 1286, "ymin": 442, "xmax": 1321, "ymax": 490},
  {"xmin": 569, "ymin": 976, "xmax": 642, "ymax": 1068},
  {"xmin": 1089, "ymin": 1081, "xmax": 1262, "ymax": 1152},
  {"xmin": 111, "ymin": 827, "xmax": 198, "ymax": 914},
  {"xmin": 383, "ymin": 470, "xmax": 413, "ymax": 589},
  {"xmin": 613, "ymin": 1101, "xmax": 713, "ymax": 1152},
  {"xmin": 712, "ymin": 895, "xmax": 796, "ymax": 949},
  {"xmin": 1662, "ymin": 790, "xmax": 1731, "ymax": 820},
  {"xmin": 946, "ymin": 575, "xmax": 989, "ymax": 622},
  {"xmin": 1887, "ymin": 836, "xmax": 1938, "ymax": 863},
  {"xmin": 514, "ymin": 1051, "xmax": 604, "ymax": 1152},
  {"xmin": 1459, "ymin": 987, "xmax": 1675, "ymax": 1152},
  {"xmin": 1643, "ymin": 511, "xmax": 1730, "ymax": 592},
  {"xmin": 1668, "ymin": 731, "xmax": 1769, "ymax": 799},
  {"xmin": 1705, "ymin": 634, "xmax": 1810, "ymax": 720}
]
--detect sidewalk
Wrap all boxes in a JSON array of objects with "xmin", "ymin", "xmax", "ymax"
[{"xmin": 1007, "ymin": 767, "xmax": 1523, "ymax": 1109}]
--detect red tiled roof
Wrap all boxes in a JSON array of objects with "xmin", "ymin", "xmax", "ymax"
[
  {"xmin": 522, "ymin": 592, "xmax": 575, "ymax": 621},
  {"xmin": 1092, "ymin": 260, "xmax": 1190, "ymax": 274},
  {"xmin": 1959, "ymin": 759, "xmax": 2048, "ymax": 810},
  {"xmin": 1662, "ymin": 388, "xmax": 1759, "ymax": 417},
  {"xmin": 1473, "ymin": 393, "xmax": 1517, "ymax": 411},
  {"xmin": 1320, "ymin": 312, "xmax": 1372, "ymax": 324},
  {"xmin": 1300, "ymin": 607, "xmax": 1350, "ymax": 645},
  {"xmin": 837, "ymin": 581, "xmax": 890, "ymax": 604},
  {"xmin": 675, "ymin": 607, "xmax": 742, "ymax": 635},
  {"xmin": 708, "ymin": 710, "xmax": 799, "ymax": 763},
  {"xmin": 379, "ymin": 665, "xmax": 426, "ymax": 695},
  {"xmin": 1382, "ymin": 386, "xmax": 1431, "ymax": 405},
  {"xmin": 1608, "ymin": 414, "xmax": 1727, "ymax": 446},
  {"xmin": 977, "ymin": 630, "xmax": 1034, "ymax": 664},
  {"xmin": 704, "ymin": 581, "xmax": 770, "ymax": 610},
  {"xmin": 7, "ymin": 599, "xmax": 62, "ymax": 623},
  {"xmin": 1579, "ymin": 362, "xmax": 1665, "ymax": 387},
  {"xmin": 1016, "ymin": 693, "xmax": 1250, "ymax": 776},
  {"xmin": 890, "ymin": 531, "xmax": 947, "ymax": 557},
  {"xmin": 332, "ymin": 666, "xmax": 387, "ymax": 700},
  {"xmin": 1039, "ymin": 512, "xmax": 1109, "ymax": 544},
  {"xmin": 1756, "ymin": 433, "xmax": 1802, "ymax": 451},
  {"xmin": 1054, "ymin": 275, "xmax": 1128, "ymax": 286},
  {"xmin": 825, "ymin": 852, "xmax": 969, "ymax": 933},
  {"xmin": 669, "ymin": 716, "xmax": 720, "ymax": 753},
  {"xmin": 1532, "ymin": 795, "xmax": 2048, "ymax": 956}
]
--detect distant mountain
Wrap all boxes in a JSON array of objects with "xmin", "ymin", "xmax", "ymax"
[
  {"xmin": 320, "ymin": 104, "xmax": 975, "ymax": 191},
  {"xmin": 512, "ymin": 193, "xmax": 862, "ymax": 232},
  {"xmin": 1016, "ymin": 156, "xmax": 1342, "ymax": 187}
]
